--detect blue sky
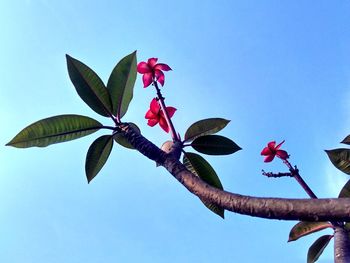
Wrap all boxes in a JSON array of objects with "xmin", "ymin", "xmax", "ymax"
[{"xmin": 1, "ymin": 1, "xmax": 349, "ymax": 262}]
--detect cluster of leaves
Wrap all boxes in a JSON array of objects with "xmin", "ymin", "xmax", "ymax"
[
  {"xmin": 180, "ymin": 118, "xmax": 241, "ymax": 218},
  {"xmin": 286, "ymin": 136, "xmax": 350, "ymax": 263},
  {"xmin": 7, "ymin": 51, "xmax": 139, "ymax": 183},
  {"xmin": 6, "ymin": 51, "xmax": 242, "ymax": 219}
]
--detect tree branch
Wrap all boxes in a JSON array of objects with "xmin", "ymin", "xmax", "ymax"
[
  {"xmin": 120, "ymin": 124, "xmax": 350, "ymax": 221},
  {"xmin": 334, "ymin": 226, "xmax": 350, "ymax": 263}
]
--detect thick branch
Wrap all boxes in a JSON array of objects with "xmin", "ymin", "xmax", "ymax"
[
  {"xmin": 334, "ymin": 226, "xmax": 350, "ymax": 263},
  {"xmin": 120, "ymin": 125, "xmax": 350, "ymax": 221}
]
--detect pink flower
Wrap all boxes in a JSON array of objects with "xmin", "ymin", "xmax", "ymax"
[
  {"xmin": 261, "ymin": 140, "xmax": 289, "ymax": 162},
  {"xmin": 145, "ymin": 98, "xmax": 176, "ymax": 133},
  {"xmin": 137, "ymin": 58, "xmax": 172, "ymax": 88}
]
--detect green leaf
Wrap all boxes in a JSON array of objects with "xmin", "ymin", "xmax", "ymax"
[
  {"xmin": 307, "ymin": 235, "xmax": 333, "ymax": 263},
  {"xmin": 288, "ymin": 221, "xmax": 333, "ymax": 242},
  {"xmin": 184, "ymin": 118, "xmax": 230, "ymax": 142},
  {"xmin": 85, "ymin": 135, "xmax": 113, "ymax": 183},
  {"xmin": 345, "ymin": 222, "xmax": 350, "ymax": 230},
  {"xmin": 6, "ymin": 114, "xmax": 102, "ymax": 148},
  {"xmin": 341, "ymin": 135, "xmax": 350, "ymax": 145},
  {"xmin": 325, "ymin": 149, "xmax": 350, "ymax": 175},
  {"xmin": 66, "ymin": 54, "xmax": 112, "ymax": 117},
  {"xmin": 113, "ymin": 123, "xmax": 140, "ymax": 149},
  {"xmin": 183, "ymin": 152, "xmax": 224, "ymax": 218},
  {"xmin": 107, "ymin": 51, "xmax": 137, "ymax": 119},
  {"xmin": 191, "ymin": 135, "xmax": 241, "ymax": 155},
  {"xmin": 183, "ymin": 152, "xmax": 223, "ymax": 189},
  {"xmin": 201, "ymin": 202, "xmax": 225, "ymax": 219},
  {"xmin": 338, "ymin": 179, "xmax": 350, "ymax": 198}
]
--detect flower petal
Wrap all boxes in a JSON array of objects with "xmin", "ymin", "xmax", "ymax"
[
  {"xmin": 158, "ymin": 116, "xmax": 169, "ymax": 133},
  {"xmin": 264, "ymin": 154, "xmax": 275, "ymax": 163},
  {"xmin": 261, "ymin": 147, "xmax": 272, "ymax": 156},
  {"xmin": 155, "ymin": 69, "xmax": 165, "ymax": 86},
  {"xmin": 149, "ymin": 98, "xmax": 160, "ymax": 114},
  {"xmin": 145, "ymin": 109, "xmax": 157, "ymax": 119},
  {"xmin": 275, "ymin": 140, "xmax": 285, "ymax": 150},
  {"xmin": 276, "ymin": 150, "xmax": 288, "ymax": 160},
  {"xmin": 147, "ymin": 118, "xmax": 159, "ymax": 127},
  {"xmin": 165, "ymin": 106, "xmax": 177, "ymax": 118},
  {"xmin": 154, "ymin": 63, "xmax": 172, "ymax": 71},
  {"xmin": 267, "ymin": 141, "xmax": 276, "ymax": 150},
  {"xmin": 142, "ymin": 73, "xmax": 153, "ymax": 88},
  {"xmin": 148, "ymin": 58, "xmax": 158, "ymax": 68},
  {"xmin": 137, "ymin": 62, "xmax": 151, "ymax": 74}
]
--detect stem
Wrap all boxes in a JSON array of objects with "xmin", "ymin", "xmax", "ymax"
[
  {"xmin": 283, "ymin": 159, "xmax": 342, "ymax": 228},
  {"xmin": 283, "ymin": 159, "xmax": 318, "ymax": 199},
  {"xmin": 114, "ymin": 115, "xmax": 121, "ymax": 125},
  {"xmin": 153, "ymin": 81, "xmax": 179, "ymax": 141},
  {"xmin": 101, "ymin": 126, "xmax": 117, "ymax": 131},
  {"xmin": 262, "ymin": 170, "xmax": 293, "ymax": 178}
]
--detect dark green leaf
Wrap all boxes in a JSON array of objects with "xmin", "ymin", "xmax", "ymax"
[
  {"xmin": 6, "ymin": 115, "xmax": 102, "ymax": 148},
  {"xmin": 86, "ymin": 135, "xmax": 113, "ymax": 183},
  {"xmin": 183, "ymin": 152, "xmax": 223, "ymax": 189},
  {"xmin": 345, "ymin": 223, "xmax": 350, "ymax": 234},
  {"xmin": 191, "ymin": 135, "xmax": 241, "ymax": 155},
  {"xmin": 184, "ymin": 118, "xmax": 230, "ymax": 142},
  {"xmin": 338, "ymin": 179, "xmax": 350, "ymax": 198},
  {"xmin": 201, "ymin": 202, "xmax": 225, "ymax": 219},
  {"xmin": 66, "ymin": 54, "xmax": 112, "ymax": 117},
  {"xmin": 288, "ymin": 221, "xmax": 332, "ymax": 242},
  {"xmin": 183, "ymin": 152, "xmax": 224, "ymax": 218},
  {"xmin": 107, "ymin": 51, "xmax": 137, "ymax": 118},
  {"xmin": 113, "ymin": 123, "xmax": 140, "ymax": 149},
  {"xmin": 341, "ymin": 135, "xmax": 350, "ymax": 145},
  {"xmin": 307, "ymin": 235, "xmax": 333, "ymax": 263},
  {"xmin": 325, "ymin": 149, "xmax": 350, "ymax": 175}
]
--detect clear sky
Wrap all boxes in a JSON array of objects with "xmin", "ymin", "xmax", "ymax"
[{"xmin": 1, "ymin": 1, "xmax": 349, "ymax": 262}]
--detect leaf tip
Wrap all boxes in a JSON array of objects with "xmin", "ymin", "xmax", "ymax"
[
  {"xmin": 5, "ymin": 139, "xmax": 18, "ymax": 148},
  {"xmin": 86, "ymin": 172, "xmax": 94, "ymax": 184},
  {"xmin": 340, "ymin": 135, "xmax": 350, "ymax": 145}
]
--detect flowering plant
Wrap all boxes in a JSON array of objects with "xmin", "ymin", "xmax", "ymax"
[{"xmin": 6, "ymin": 51, "xmax": 350, "ymax": 262}]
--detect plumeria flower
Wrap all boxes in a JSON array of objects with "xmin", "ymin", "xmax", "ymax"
[
  {"xmin": 137, "ymin": 58, "xmax": 172, "ymax": 88},
  {"xmin": 261, "ymin": 140, "xmax": 289, "ymax": 162},
  {"xmin": 145, "ymin": 98, "xmax": 176, "ymax": 133}
]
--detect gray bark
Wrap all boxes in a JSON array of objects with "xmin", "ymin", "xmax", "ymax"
[{"xmin": 334, "ymin": 226, "xmax": 350, "ymax": 263}]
